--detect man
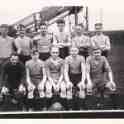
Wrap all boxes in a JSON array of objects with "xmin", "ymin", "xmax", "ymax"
[
  {"xmin": 64, "ymin": 46, "xmax": 86, "ymax": 110},
  {"xmin": 1, "ymin": 53, "xmax": 26, "ymax": 111},
  {"xmin": 91, "ymin": 23, "xmax": 111, "ymax": 57},
  {"xmin": 72, "ymin": 24, "xmax": 91, "ymax": 59},
  {"xmin": 45, "ymin": 46, "xmax": 66, "ymax": 110},
  {"xmin": 86, "ymin": 48, "xmax": 116, "ymax": 109},
  {"xmin": 26, "ymin": 50, "xmax": 46, "ymax": 111},
  {"xmin": 54, "ymin": 19, "xmax": 71, "ymax": 59},
  {"xmin": 0, "ymin": 24, "xmax": 14, "ymax": 75},
  {"xmin": 14, "ymin": 25, "xmax": 33, "ymax": 64},
  {"xmin": 33, "ymin": 22, "xmax": 54, "ymax": 61}
]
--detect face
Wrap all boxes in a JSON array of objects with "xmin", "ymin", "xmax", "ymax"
[
  {"xmin": 75, "ymin": 25, "xmax": 83, "ymax": 35},
  {"xmin": 10, "ymin": 55, "xmax": 19, "ymax": 65},
  {"xmin": 0, "ymin": 27, "xmax": 8, "ymax": 35},
  {"xmin": 93, "ymin": 49, "xmax": 102, "ymax": 59},
  {"xmin": 57, "ymin": 23, "xmax": 65, "ymax": 32},
  {"xmin": 95, "ymin": 25, "xmax": 103, "ymax": 34},
  {"xmin": 19, "ymin": 29, "xmax": 25, "ymax": 37},
  {"xmin": 32, "ymin": 52, "xmax": 39, "ymax": 60},
  {"xmin": 51, "ymin": 47, "xmax": 59, "ymax": 59},
  {"xmin": 40, "ymin": 25, "xmax": 47, "ymax": 35},
  {"xmin": 70, "ymin": 47, "xmax": 79, "ymax": 57}
]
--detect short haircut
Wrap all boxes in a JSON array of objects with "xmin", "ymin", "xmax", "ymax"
[
  {"xmin": 95, "ymin": 23, "xmax": 103, "ymax": 27},
  {"xmin": 92, "ymin": 47, "xmax": 101, "ymax": 51},
  {"xmin": 10, "ymin": 52, "xmax": 19, "ymax": 57},
  {"xmin": 56, "ymin": 19, "xmax": 65, "ymax": 24},
  {"xmin": 76, "ymin": 23, "xmax": 84, "ymax": 28},
  {"xmin": 40, "ymin": 22, "xmax": 47, "ymax": 26},
  {"xmin": 50, "ymin": 45, "xmax": 59, "ymax": 52},
  {"xmin": 31, "ymin": 50, "xmax": 39, "ymax": 55},
  {"xmin": 0, "ymin": 24, "xmax": 9, "ymax": 29}
]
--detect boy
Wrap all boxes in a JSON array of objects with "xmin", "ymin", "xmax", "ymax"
[{"xmin": 26, "ymin": 50, "xmax": 46, "ymax": 110}]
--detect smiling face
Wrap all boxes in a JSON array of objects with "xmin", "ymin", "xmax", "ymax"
[
  {"xmin": 10, "ymin": 55, "xmax": 19, "ymax": 65},
  {"xmin": 19, "ymin": 29, "xmax": 26, "ymax": 37},
  {"xmin": 93, "ymin": 49, "xmax": 102, "ymax": 59},
  {"xmin": 57, "ymin": 23, "xmax": 65, "ymax": 32},
  {"xmin": 0, "ymin": 26, "xmax": 8, "ymax": 36},
  {"xmin": 31, "ymin": 51, "xmax": 39, "ymax": 61},
  {"xmin": 50, "ymin": 47, "xmax": 59, "ymax": 59},
  {"xmin": 40, "ymin": 24, "xmax": 47, "ymax": 35},
  {"xmin": 95, "ymin": 23, "xmax": 103, "ymax": 35},
  {"xmin": 70, "ymin": 46, "xmax": 79, "ymax": 57}
]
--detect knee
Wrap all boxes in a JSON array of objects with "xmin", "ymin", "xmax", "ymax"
[{"xmin": 45, "ymin": 81, "xmax": 53, "ymax": 98}]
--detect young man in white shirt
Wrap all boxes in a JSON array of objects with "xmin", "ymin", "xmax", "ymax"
[
  {"xmin": 91, "ymin": 23, "xmax": 111, "ymax": 57},
  {"xmin": 54, "ymin": 19, "xmax": 71, "ymax": 59},
  {"xmin": 14, "ymin": 25, "xmax": 33, "ymax": 64}
]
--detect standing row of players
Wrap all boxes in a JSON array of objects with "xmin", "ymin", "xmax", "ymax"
[{"xmin": 0, "ymin": 19, "xmax": 116, "ymax": 110}]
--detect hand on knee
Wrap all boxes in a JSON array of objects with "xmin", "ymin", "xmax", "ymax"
[{"xmin": 77, "ymin": 81, "xmax": 85, "ymax": 90}]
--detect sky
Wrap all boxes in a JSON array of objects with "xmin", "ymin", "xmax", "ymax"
[{"xmin": 0, "ymin": 0, "xmax": 124, "ymax": 31}]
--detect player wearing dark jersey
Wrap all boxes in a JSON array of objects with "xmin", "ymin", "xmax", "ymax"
[
  {"xmin": 45, "ymin": 46, "xmax": 66, "ymax": 110},
  {"xmin": 64, "ymin": 46, "xmax": 86, "ymax": 110},
  {"xmin": 33, "ymin": 22, "xmax": 54, "ymax": 61},
  {"xmin": 1, "ymin": 53, "xmax": 26, "ymax": 111},
  {"xmin": 86, "ymin": 48, "xmax": 116, "ymax": 109},
  {"xmin": 26, "ymin": 50, "xmax": 46, "ymax": 111}
]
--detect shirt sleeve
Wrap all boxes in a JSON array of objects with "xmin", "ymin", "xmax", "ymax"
[
  {"xmin": 105, "ymin": 36, "xmax": 111, "ymax": 50},
  {"xmin": 86, "ymin": 56, "xmax": 91, "ymax": 73},
  {"xmin": 103, "ymin": 57, "xmax": 112, "ymax": 72}
]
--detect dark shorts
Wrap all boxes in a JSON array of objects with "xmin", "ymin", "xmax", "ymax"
[
  {"xmin": 69, "ymin": 73, "xmax": 82, "ymax": 87},
  {"xmin": 39, "ymin": 52, "xmax": 50, "ymax": 61},
  {"xmin": 101, "ymin": 50, "xmax": 109, "ymax": 57},
  {"xmin": 59, "ymin": 47, "xmax": 69, "ymax": 59},
  {"xmin": 92, "ymin": 80, "xmax": 114, "ymax": 97},
  {"xmin": 79, "ymin": 47, "xmax": 89, "ymax": 59},
  {"xmin": 19, "ymin": 54, "xmax": 31, "ymax": 64}
]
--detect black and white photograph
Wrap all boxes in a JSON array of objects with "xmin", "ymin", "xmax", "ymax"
[{"xmin": 0, "ymin": 0, "xmax": 124, "ymax": 118}]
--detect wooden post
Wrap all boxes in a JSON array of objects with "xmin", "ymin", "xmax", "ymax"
[
  {"xmin": 74, "ymin": 7, "xmax": 78, "ymax": 25},
  {"xmin": 85, "ymin": 6, "xmax": 89, "ymax": 31}
]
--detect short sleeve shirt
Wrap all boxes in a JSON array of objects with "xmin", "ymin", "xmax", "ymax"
[
  {"xmin": 65, "ymin": 55, "xmax": 85, "ymax": 74},
  {"xmin": 14, "ymin": 36, "xmax": 32, "ymax": 56},
  {"xmin": 86, "ymin": 56, "xmax": 111, "ymax": 82},
  {"xmin": 0, "ymin": 36, "xmax": 14, "ymax": 58},
  {"xmin": 26, "ymin": 59, "xmax": 44, "ymax": 80},
  {"xmin": 91, "ymin": 34, "xmax": 111, "ymax": 51},
  {"xmin": 54, "ymin": 30, "xmax": 71, "ymax": 44},
  {"xmin": 72, "ymin": 34, "xmax": 91, "ymax": 48},
  {"xmin": 34, "ymin": 33, "xmax": 53, "ymax": 53},
  {"xmin": 45, "ymin": 57, "xmax": 64, "ymax": 80}
]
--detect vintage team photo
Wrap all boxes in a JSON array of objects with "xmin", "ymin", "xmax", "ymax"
[{"xmin": 0, "ymin": 4, "xmax": 123, "ymax": 113}]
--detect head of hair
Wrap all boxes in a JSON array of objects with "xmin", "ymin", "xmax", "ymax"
[
  {"xmin": 95, "ymin": 23, "xmax": 103, "ymax": 27},
  {"xmin": 40, "ymin": 21, "xmax": 47, "ymax": 26},
  {"xmin": 0, "ymin": 24, "xmax": 9, "ymax": 29},
  {"xmin": 56, "ymin": 18, "xmax": 65, "ymax": 24},
  {"xmin": 50, "ymin": 45, "xmax": 59, "ymax": 52},
  {"xmin": 92, "ymin": 47, "xmax": 101, "ymax": 51},
  {"xmin": 10, "ymin": 52, "xmax": 19, "ymax": 58},
  {"xmin": 76, "ymin": 23, "xmax": 84, "ymax": 28},
  {"xmin": 31, "ymin": 50, "xmax": 39, "ymax": 55}
]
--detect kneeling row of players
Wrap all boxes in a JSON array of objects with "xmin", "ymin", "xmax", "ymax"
[{"xmin": 0, "ymin": 46, "xmax": 116, "ymax": 111}]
